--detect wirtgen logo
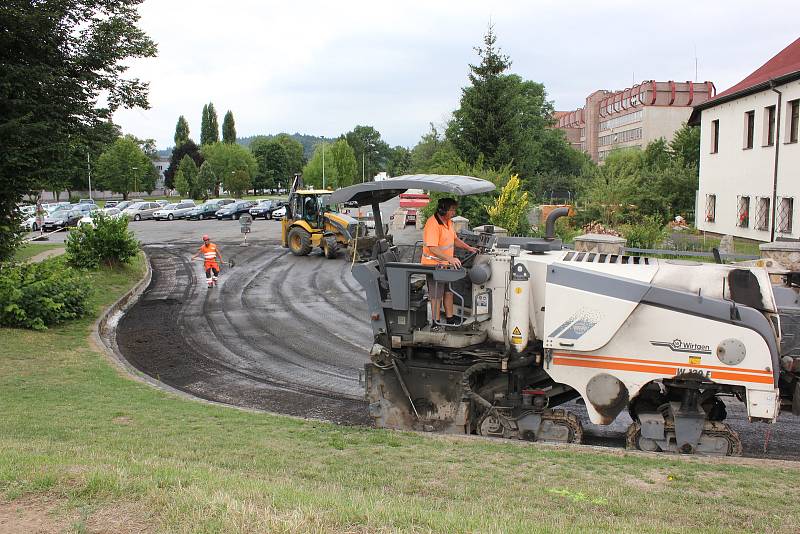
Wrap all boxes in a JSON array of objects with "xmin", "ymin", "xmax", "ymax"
[{"xmin": 650, "ymin": 339, "xmax": 711, "ymax": 354}]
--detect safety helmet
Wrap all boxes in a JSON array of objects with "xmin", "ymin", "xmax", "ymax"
[{"xmin": 202, "ymin": 234, "xmax": 209, "ymax": 241}]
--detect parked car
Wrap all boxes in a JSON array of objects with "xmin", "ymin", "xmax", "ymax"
[
  {"xmin": 114, "ymin": 200, "xmax": 135, "ymax": 212},
  {"xmin": 271, "ymin": 205, "xmax": 287, "ymax": 220},
  {"xmin": 78, "ymin": 207, "xmax": 124, "ymax": 227},
  {"xmin": 104, "ymin": 200, "xmax": 120, "ymax": 208},
  {"xmin": 17, "ymin": 204, "xmax": 36, "ymax": 217},
  {"xmin": 42, "ymin": 209, "xmax": 84, "ymax": 231},
  {"xmin": 44, "ymin": 202, "xmax": 71, "ymax": 213},
  {"xmin": 153, "ymin": 201, "xmax": 196, "ymax": 220},
  {"xmin": 122, "ymin": 201, "xmax": 161, "ymax": 221},
  {"xmin": 216, "ymin": 200, "xmax": 256, "ymax": 220},
  {"xmin": 22, "ymin": 215, "xmax": 40, "ymax": 232},
  {"xmin": 78, "ymin": 198, "xmax": 97, "ymax": 205},
  {"xmin": 249, "ymin": 200, "xmax": 286, "ymax": 219},
  {"xmin": 186, "ymin": 200, "xmax": 225, "ymax": 220},
  {"xmin": 404, "ymin": 208, "xmax": 418, "ymax": 226},
  {"xmin": 155, "ymin": 199, "xmax": 170, "ymax": 208}
]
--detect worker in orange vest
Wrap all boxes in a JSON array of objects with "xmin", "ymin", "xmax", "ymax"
[
  {"xmin": 192, "ymin": 234, "xmax": 223, "ymax": 288},
  {"xmin": 421, "ymin": 198, "xmax": 477, "ymax": 326}
]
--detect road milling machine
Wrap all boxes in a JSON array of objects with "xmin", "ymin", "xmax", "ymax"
[
  {"xmin": 281, "ymin": 174, "xmax": 377, "ymax": 260},
  {"xmin": 330, "ymin": 174, "xmax": 800, "ymax": 456}
]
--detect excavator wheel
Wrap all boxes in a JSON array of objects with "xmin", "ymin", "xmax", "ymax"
[
  {"xmin": 323, "ymin": 236, "xmax": 338, "ymax": 259},
  {"xmin": 288, "ymin": 227, "xmax": 312, "ymax": 256}
]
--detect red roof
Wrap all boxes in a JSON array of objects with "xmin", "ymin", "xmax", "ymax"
[{"xmin": 712, "ymin": 37, "xmax": 800, "ymax": 101}]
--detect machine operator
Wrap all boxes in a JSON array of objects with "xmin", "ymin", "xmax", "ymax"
[
  {"xmin": 192, "ymin": 234, "xmax": 224, "ymax": 288},
  {"xmin": 421, "ymin": 198, "xmax": 478, "ymax": 326}
]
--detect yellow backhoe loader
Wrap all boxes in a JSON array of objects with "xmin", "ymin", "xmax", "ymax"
[{"xmin": 280, "ymin": 174, "xmax": 377, "ymax": 260}]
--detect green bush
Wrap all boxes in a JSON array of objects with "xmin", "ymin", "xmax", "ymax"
[
  {"xmin": 619, "ymin": 216, "xmax": 668, "ymax": 249},
  {"xmin": 0, "ymin": 257, "xmax": 91, "ymax": 330},
  {"xmin": 66, "ymin": 213, "xmax": 140, "ymax": 269}
]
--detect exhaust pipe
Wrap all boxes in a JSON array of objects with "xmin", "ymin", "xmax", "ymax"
[{"xmin": 544, "ymin": 207, "xmax": 570, "ymax": 241}]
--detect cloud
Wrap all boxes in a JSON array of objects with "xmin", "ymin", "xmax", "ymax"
[{"xmin": 113, "ymin": 0, "xmax": 799, "ymax": 149}]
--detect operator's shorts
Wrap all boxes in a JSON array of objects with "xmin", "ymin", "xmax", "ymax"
[
  {"xmin": 205, "ymin": 264, "xmax": 219, "ymax": 278},
  {"xmin": 426, "ymin": 275, "xmax": 447, "ymax": 300}
]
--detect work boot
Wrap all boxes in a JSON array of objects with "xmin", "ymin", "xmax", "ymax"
[{"xmin": 445, "ymin": 316, "xmax": 459, "ymax": 325}]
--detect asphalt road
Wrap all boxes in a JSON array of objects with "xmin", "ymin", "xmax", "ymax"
[{"xmin": 110, "ymin": 215, "xmax": 800, "ymax": 460}]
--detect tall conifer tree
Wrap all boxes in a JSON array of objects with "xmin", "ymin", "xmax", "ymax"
[
  {"xmin": 222, "ymin": 110, "xmax": 236, "ymax": 144},
  {"xmin": 174, "ymin": 115, "xmax": 190, "ymax": 146}
]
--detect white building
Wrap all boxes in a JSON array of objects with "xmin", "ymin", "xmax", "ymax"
[{"xmin": 691, "ymin": 37, "xmax": 800, "ymax": 241}]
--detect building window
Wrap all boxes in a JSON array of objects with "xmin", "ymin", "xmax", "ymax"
[
  {"xmin": 737, "ymin": 196, "xmax": 750, "ymax": 228},
  {"xmin": 765, "ymin": 106, "xmax": 776, "ymax": 146},
  {"xmin": 789, "ymin": 99, "xmax": 799, "ymax": 144},
  {"xmin": 778, "ymin": 198, "xmax": 794, "ymax": 234},
  {"xmin": 705, "ymin": 194, "xmax": 716, "ymax": 223},
  {"xmin": 744, "ymin": 111, "xmax": 755, "ymax": 149},
  {"xmin": 711, "ymin": 120, "xmax": 719, "ymax": 153},
  {"xmin": 755, "ymin": 197, "xmax": 770, "ymax": 231},
  {"xmin": 598, "ymin": 127, "xmax": 642, "ymax": 146},
  {"xmin": 599, "ymin": 110, "xmax": 643, "ymax": 131}
]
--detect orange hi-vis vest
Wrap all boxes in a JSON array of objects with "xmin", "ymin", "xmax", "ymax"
[
  {"xmin": 200, "ymin": 243, "xmax": 219, "ymax": 267},
  {"xmin": 421, "ymin": 215, "xmax": 455, "ymax": 266}
]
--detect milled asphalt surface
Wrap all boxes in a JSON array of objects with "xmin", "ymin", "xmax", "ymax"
[{"xmin": 96, "ymin": 208, "xmax": 800, "ymax": 460}]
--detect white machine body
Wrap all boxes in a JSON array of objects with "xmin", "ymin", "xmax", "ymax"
[{"xmin": 477, "ymin": 249, "xmax": 780, "ymax": 425}]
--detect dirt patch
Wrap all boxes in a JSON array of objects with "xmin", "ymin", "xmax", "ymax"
[
  {"xmin": 0, "ymin": 497, "xmax": 154, "ymax": 534},
  {"xmin": 0, "ymin": 496, "xmax": 75, "ymax": 534}
]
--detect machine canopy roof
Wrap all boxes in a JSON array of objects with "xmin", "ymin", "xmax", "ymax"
[{"xmin": 328, "ymin": 174, "xmax": 496, "ymax": 207}]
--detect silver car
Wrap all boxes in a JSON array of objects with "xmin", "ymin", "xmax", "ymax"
[
  {"xmin": 123, "ymin": 201, "xmax": 161, "ymax": 221},
  {"xmin": 153, "ymin": 201, "xmax": 196, "ymax": 220}
]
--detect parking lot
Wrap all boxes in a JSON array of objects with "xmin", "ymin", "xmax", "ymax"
[{"xmin": 27, "ymin": 196, "xmax": 404, "ymax": 246}]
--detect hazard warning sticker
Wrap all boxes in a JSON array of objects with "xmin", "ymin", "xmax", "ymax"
[
  {"xmin": 688, "ymin": 356, "xmax": 701, "ymax": 365},
  {"xmin": 511, "ymin": 326, "xmax": 523, "ymax": 344}
]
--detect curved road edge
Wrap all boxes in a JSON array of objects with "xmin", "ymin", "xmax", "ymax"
[{"xmin": 90, "ymin": 250, "xmax": 266, "ymax": 414}]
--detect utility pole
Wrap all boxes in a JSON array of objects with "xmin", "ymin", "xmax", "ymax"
[
  {"xmin": 362, "ymin": 154, "xmax": 365, "ymax": 183},
  {"xmin": 322, "ymin": 143, "xmax": 326, "ymax": 189}
]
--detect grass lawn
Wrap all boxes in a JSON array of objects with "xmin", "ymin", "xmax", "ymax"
[
  {"xmin": 2, "ymin": 255, "xmax": 799, "ymax": 532},
  {"xmin": 12, "ymin": 242, "xmax": 65, "ymax": 262}
]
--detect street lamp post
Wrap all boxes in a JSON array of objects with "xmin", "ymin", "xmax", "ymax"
[{"xmin": 131, "ymin": 167, "xmax": 138, "ymax": 199}]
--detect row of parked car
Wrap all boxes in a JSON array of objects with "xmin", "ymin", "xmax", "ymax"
[{"xmin": 19, "ymin": 198, "xmax": 289, "ymax": 233}]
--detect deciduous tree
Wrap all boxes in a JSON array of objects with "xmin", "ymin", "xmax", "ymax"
[
  {"xmin": 344, "ymin": 125, "xmax": 389, "ymax": 181},
  {"xmin": 201, "ymin": 142, "xmax": 257, "ymax": 197},
  {"xmin": 250, "ymin": 138, "xmax": 289, "ymax": 192},
  {"xmin": 302, "ymin": 140, "xmax": 357, "ymax": 189},
  {"xmin": 95, "ymin": 136, "xmax": 155, "ymax": 199},
  {"xmin": 0, "ymin": 0, "xmax": 156, "ymax": 259}
]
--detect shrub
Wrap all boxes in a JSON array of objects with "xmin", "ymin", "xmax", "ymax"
[
  {"xmin": 486, "ymin": 174, "xmax": 531, "ymax": 235},
  {"xmin": 0, "ymin": 257, "xmax": 91, "ymax": 330},
  {"xmin": 66, "ymin": 213, "xmax": 140, "ymax": 269},
  {"xmin": 619, "ymin": 216, "xmax": 669, "ymax": 249}
]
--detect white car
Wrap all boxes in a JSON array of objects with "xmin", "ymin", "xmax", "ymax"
[
  {"xmin": 79, "ymin": 207, "xmax": 124, "ymax": 228},
  {"xmin": 271, "ymin": 206, "xmax": 287, "ymax": 220},
  {"xmin": 153, "ymin": 201, "xmax": 196, "ymax": 221},
  {"xmin": 22, "ymin": 215, "xmax": 41, "ymax": 232}
]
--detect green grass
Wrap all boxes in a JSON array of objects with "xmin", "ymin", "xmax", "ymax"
[
  {"xmin": 12, "ymin": 242, "xmax": 65, "ymax": 262},
  {"xmin": 1, "ymin": 254, "xmax": 799, "ymax": 532}
]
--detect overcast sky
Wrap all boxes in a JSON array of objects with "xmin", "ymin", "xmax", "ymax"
[{"xmin": 113, "ymin": 0, "xmax": 799, "ymax": 151}]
